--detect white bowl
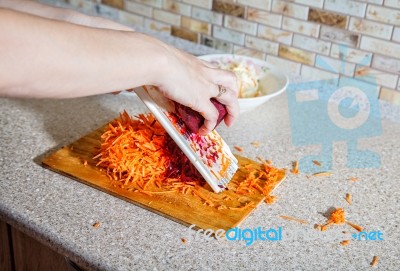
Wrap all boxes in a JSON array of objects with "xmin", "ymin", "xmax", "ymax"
[{"xmin": 198, "ymin": 54, "xmax": 289, "ymax": 112}]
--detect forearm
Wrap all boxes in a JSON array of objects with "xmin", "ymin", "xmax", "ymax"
[
  {"xmin": 0, "ymin": 0, "xmax": 133, "ymax": 31},
  {"xmin": 0, "ymin": 9, "xmax": 165, "ymax": 98}
]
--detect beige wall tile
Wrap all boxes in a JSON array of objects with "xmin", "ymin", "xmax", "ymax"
[
  {"xmin": 258, "ymin": 24, "xmax": 293, "ymax": 45},
  {"xmin": 144, "ymin": 18, "xmax": 171, "ymax": 33},
  {"xmin": 238, "ymin": 0, "xmax": 271, "ymax": 10},
  {"xmin": 383, "ymin": 0, "xmax": 400, "ymax": 8},
  {"xmin": 266, "ymin": 55, "xmax": 301, "ymax": 76},
  {"xmin": 360, "ymin": 36, "xmax": 400, "ymax": 58},
  {"xmin": 349, "ymin": 18, "xmax": 393, "ymax": 40},
  {"xmin": 308, "ymin": 8, "xmax": 348, "ymax": 29},
  {"xmin": 315, "ymin": 55, "xmax": 356, "ymax": 76},
  {"xmin": 125, "ymin": 1, "xmax": 153, "ymax": 17},
  {"xmin": 181, "ymin": 16, "xmax": 211, "ymax": 34},
  {"xmin": 153, "ymin": 9, "xmax": 181, "ymax": 25},
  {"xmin": 283, "ymin": 17, "xmax": 320, "ymax": 38},
  {"xmin": 201, "ymin": 36, "xmax": 233, "ymax": 52},
  {"xmin": 191, "ymin": 6, "xmax": 223, "ymax": 25},
  {"xmin": 119, "ymin": 10, "xmax": 144, "ymax": 26},
  {"xmin": 101, "ymin": 0, "xmax": 124, "ymax": 9},
  {"xmin": 247, "ymin": 8, "xmax": 282, "ymax": 28},
  {"xmin": 245, "ymin": 35, "xmax": 279, "ymax": 55},
  {"xmin": 324, "ymin": 0, "xmax": 367, "ymax": 17},
  {"xmin": 272, "ymin": 0, "xmax": 309, "ymax": 20},
  {"xmin": 355, "ymin": 66, "xmax": 399, "ymax": 88},
  {"xmin": 182, "ymin": 0, "xmax": 212, "ymax": 9},
  {"xmin": 163, "ymin": 0, "xmax": 191, "ymax": 16},
  {"xmin": 292, "ymin": 34, "xmax": 331, "ymax": 55},
  {"xmin": 366, "ymin": 5, "xmax": 400, "ymax": 26},
  {"xmin": 286, "ymin": 0, "xmax": 323, "ymax": 8},
  {"xmin": 301, "ymin": 65, "xmax": 339, "ymax": 81},
  {"xmin": 379, "ymin": 87, "xmax": 400, "ymax": 105},
  {"xmin": 372, "ymin": 54, "xmax": 400, "ymax": 74},
  {"xmin": 330, "ymin": 44, "xmax": 372, "ymax": 65},
  {"xmin": 224, "ymin": 15, "xmax": 258, "ymax": 35},
  {"xmin": 171, "ymin": 26, "xmax": 198, "ymax": 42},
  {"xmin": 132, "ymin": 0, "xmax": 162, "ymax": 8},
  {"xmin": 213, "ymin": 25, "xmax": 245, "ymax": 45},
  {"xmin": 233, "ymin": 46, "xmax": 266, "ymax": 60},
  {"xmin": 320, "ymin": 26, "xmax": 359, "ymax": 47},
  {"xmin": 393, "ymin": 27, "xmax": 400, "ymax": 43},
  {"xmin": 212, "ymin": 0, "xmax": 245, "ymax": 17},
  {"xmin": 279, "ymin": 45, "xmax": 316, "ymax": 65}
]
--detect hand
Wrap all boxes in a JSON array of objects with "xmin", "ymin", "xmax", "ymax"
[{"xmin": 154, "ymin": 45, "xmax": 239, "ymax": 135}]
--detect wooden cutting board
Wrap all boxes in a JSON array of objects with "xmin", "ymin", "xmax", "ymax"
[{"xmin": 42, "ymin": 124, "xmax": 285, "ymax": 231}]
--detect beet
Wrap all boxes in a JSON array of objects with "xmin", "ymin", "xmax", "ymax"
[{"xmin": 174, "ymin": 98, "xmax": 227, "ymax": 133}]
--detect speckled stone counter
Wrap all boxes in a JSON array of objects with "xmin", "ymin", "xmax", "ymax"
[
  {"xmin": 1, "ymin": 90, "xmax": 400, "ymax": 270},
  {"xmin": 1, "ymin": 2, "xmax": 400, "ymax": 270}
]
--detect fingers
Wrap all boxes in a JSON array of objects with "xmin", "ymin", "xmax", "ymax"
[
  {"xmin": 193, "ymin": 100, "xmax": 219, "ymax": 136},
  {"xmin": 212, "ymin": 84, "xmax": 240, "ymax": 127}
]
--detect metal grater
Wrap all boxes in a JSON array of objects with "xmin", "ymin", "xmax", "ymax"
[{"xmin": 134, "ymin": 86, "xmax": 239, "ymax": 193}]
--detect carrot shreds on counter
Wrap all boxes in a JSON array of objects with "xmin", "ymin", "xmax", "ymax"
[
  {"xmin": 312, "ymin": 172, "xmax": 332, "ymax": 177},
  {"xmin": 181, "ymin": 237, "xmax": 187, "ymax": 244},
  {"xmin": 349, "ymin": 177, "xmax": 359, "ymax": 182},
  {"xmin": 371, "ymin": 256, "xmax": 379, "ymax": 267},
  {"xmin": 290, "ymin": 161, "xmax": 299, "ymax": 174},
  {"xmin": 312, "ymin": 160, "xmax": 322, "ymax": 166},
  {"xmin": 234, "ymin": 145, "xmax": 244, "ymax": 152},
  {"xmin": 316, "ymin": 208, "xmax": 363, "ymax": 232},
  {"xmin": 251, "ymin": 141, "xmax": 260, "ymax": 147},
  {"xmin": 340, "ymin": 240, "xmax": 350, "ymax": 246},
  {"xmin": 346, "ymin": 221, "xmax": 363, "ymax": 232},
  {"xmin": 345, "ymin": 193, "xmax": 352, "ymax": 205},
  {"xmin": 92, "ymin": 221, "xmax": 100, "ymax": 228},
  {"xmin": 279, "ymin": 215, "xmax": 309, "ymax": 225}
]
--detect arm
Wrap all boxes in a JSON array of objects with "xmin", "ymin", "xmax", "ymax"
[
  {"xmin": 0, "ymin": 9, "xmax": 239, "ymax": 134},
  {"xmin": 0, "ymin": 0, "xmax": 133, "ymax": 31}
]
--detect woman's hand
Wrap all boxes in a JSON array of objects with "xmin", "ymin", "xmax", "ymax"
[{"xmin": 154, "ymin": 45, "xmax": 240, "ymax": 135}]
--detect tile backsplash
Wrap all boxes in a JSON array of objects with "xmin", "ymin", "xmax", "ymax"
[{"xmin": 58, "ymin": 0, "xmax": 400, "ymax": 104}]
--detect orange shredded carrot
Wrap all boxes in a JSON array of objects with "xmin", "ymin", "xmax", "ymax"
[
  {"xmin": 83, "ymin": 160, "xmax": 88, "ymax": 166},
  {"xmin": 279, "ymin": 215, "xmax": 308, "ymax": 224},
  {"xmin": 234, "ymin": 145, "xmax": 244, "ymax": 152},
  {"xmin": 346, "ymin": 221, "xmax": 363, "ymax": 232},
  {"xmin": 340, "ymin": 240, "xmax": 350, "ymax": 246},
  {"xmin": 312, "ymin": 160, "xmax": 322, "ymax": 166},
  {"xmin": 312, "ymin": 172, "xmax": 332, "ymax": 177},
  {"xmin": 92, "ymin": 221, "xmax": 100, "ymax": 228},
  {"xmin": 94, "ymin": 111, "xmax": 285, "ymax": 209},
  {"xmin": 181, "ymin": 237, "xmax": 187, "ymax": 244},
  {"xmin": 371, "ymin": 256, "xmax": 379, "ymax": 267},
  {"xmin": 329, "ymin": 208, "xmax": 346, "ymax": 224},
  {"xmin": 251, "ymin": 141, "xmax": 260, "ymax": 147},
  {"xmin": 290, "ymin": 161, "xmax": 299, "ymax": 174},
  {"xmin": 345, "ymin": 193, "xmax": 352, "ymax": 205},
  {"xmin": 349, "ymin": 177, "xmax": 359, "ymax": 182}
]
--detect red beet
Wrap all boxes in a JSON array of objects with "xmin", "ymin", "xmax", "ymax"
[{"xmin": 174, "ymin": 98, "xmax": 227, "ymax": 133}]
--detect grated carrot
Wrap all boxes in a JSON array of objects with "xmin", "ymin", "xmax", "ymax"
[
  {"xmin": 290, "ymin": 161, "xmax": 299, "ymax": 174},
  {"xmin": 349, "ymin": 177, "xmax": 359, "ymax": 182},
  {"xmin": 94, "ymin": 111, "xmax": 285, "ymax": 209},
  {"xmin": 346, "ymin": 221, "xmax": 363, "ymax": 232},
  {"xmin": 279, "ymin": 215, "xmax": 308, "ymax": 224},
  {"xmin": 370, "ymin": 256, "xmax": 379, "ymax": 267},
  {"xmin": 92, "ymin": 221, "xmax": 100, "ymax": 228},
  {"xmin": 181, "ymin": 237, "xmax": 187, "ymax": 244},
  {"xmin": 312, "ymin": 172, "xmax": 332, "ymax": 177},
  {"xmin": 234, "ymin": 146, "xmax": 244, "ymax": 152},
  {"xmin": 312, "ymin": 160, "xmax": 322, "ymax": 166},
  {"xmin": 251, "ymin": 141, "xmax": 260, "ymax": 147},
  {"xmin": 345, "ymin": 193, "xmax": 352, "ymax": 205},
  {"xmin": 340, "ymin": 240, "xmax": 350, "ymax": 246}
]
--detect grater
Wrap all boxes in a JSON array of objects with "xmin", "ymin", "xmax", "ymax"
[{"xmin": 134, "ymin": 86, "xmax": 239, "ymax": 193}]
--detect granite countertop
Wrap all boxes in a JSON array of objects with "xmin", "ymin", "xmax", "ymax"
[
  {"xmin": 1, "ymin": 2, "xmax": 400, "ymax": 270},
  {"xmin": 1, "ymin": 89, "xmax": 400, "ymax": 270}
]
